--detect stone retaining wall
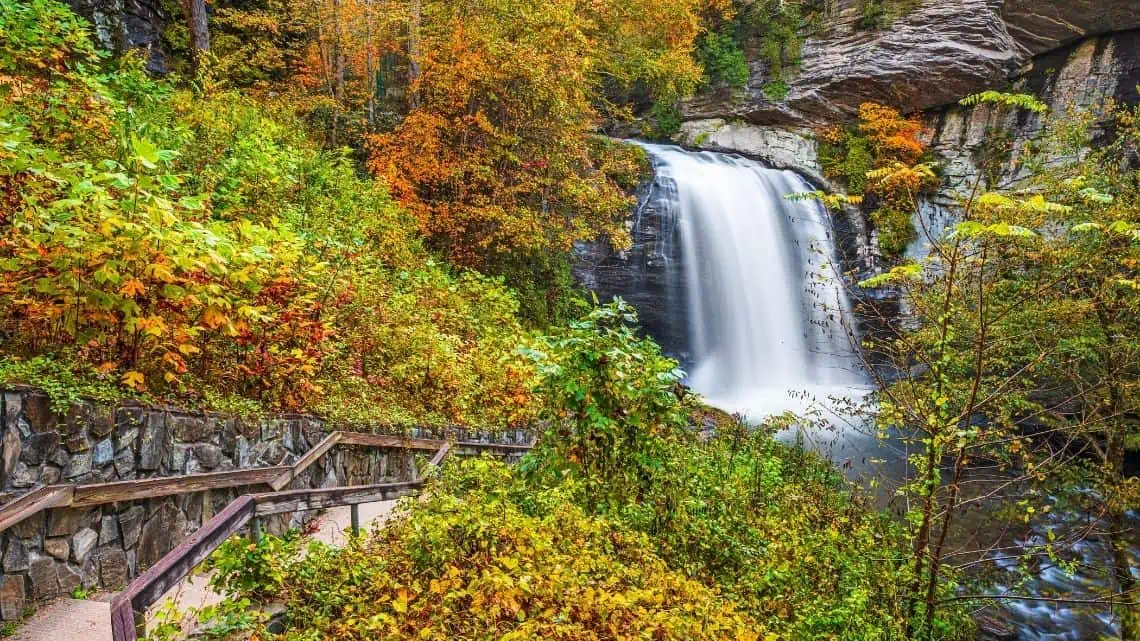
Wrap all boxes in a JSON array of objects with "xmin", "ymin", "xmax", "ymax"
[{"xmin": 0, "ymin": 386, "xmax": 532, "ymax": 618}]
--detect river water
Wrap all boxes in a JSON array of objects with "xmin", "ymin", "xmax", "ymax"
[{"xmin": 624, "ymin": 143, "xmax": 1136, "ymax": 641}]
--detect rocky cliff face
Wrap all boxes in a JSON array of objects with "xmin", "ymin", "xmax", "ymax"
[
  {"xmin": 69, "ymin": 0, "xmax": 168, "ymax": 73},
  {"xmin": 683, "ymin": 0, "xmax": 1140, "ymax": 128},
  {"xmin": 926, "ymin": 29, "xmax": 1140, "ymax": 201}
]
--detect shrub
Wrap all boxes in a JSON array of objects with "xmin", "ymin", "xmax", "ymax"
[
  {"xmin": 237, "ymin": 459, "xmax": 765, "ymax": 641},
  {"xmin": 697, "ymin": 31, "xmax": 751, "ymax": 88},
  {"xmin": 0, "ymin": 0, "xmax": 538, "ymax": 427},
  {"xmin": 817, "ymin": 103, "xmax": 936, "ymax": 258}
]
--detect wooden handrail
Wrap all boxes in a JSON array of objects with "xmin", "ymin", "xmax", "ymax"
[
  {"xmin": 109, "ymin": 442, "xmax": 465, "ymax": 641},
  {"xmin": 0, "ymin": 485, "xmax": 74, "ymax": 532},
  {"xmin": 0, "ymin": 430, "xmax": 531, "ymax": 534}
]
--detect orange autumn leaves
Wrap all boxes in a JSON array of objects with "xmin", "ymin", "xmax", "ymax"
[{"xmin": 365, "ymin": 0, "xmax": 706, "ymax": 268}]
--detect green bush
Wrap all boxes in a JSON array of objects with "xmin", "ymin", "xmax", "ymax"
[
  {"xmin": 697, "ymin": 30, "xmax": 750, "ymax": 88},
  {"xmin": 0, "ymin": 0, "xmax": 540, "ymax": 428}
]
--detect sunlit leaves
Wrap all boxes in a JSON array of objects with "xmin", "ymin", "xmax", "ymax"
[{"xmin": 960, "ymin": 90, "xmax": 1048, "ymax": 114}]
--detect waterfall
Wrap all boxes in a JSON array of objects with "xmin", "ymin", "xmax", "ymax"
[{"xmin": 636, "ymin": 143, "xmax": 866, "ymax": 419}]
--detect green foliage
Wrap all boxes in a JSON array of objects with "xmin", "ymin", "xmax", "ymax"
[
  {"xmin": 0, "ymin": 0, "xmax": 99, "ymax": 76},
  {"xmin": 762, "ymin": 79, "xmax": 790, "ymax": 101},
  {"xmin": 819, "ymin": 126, "xmax": 874, "ymax": 193},
  {"xmin": 0, "ymin": 0, "xmax": 539, "ymax": 427},
  {"xmin": 818, "ymin": 103, "xmax": 936, "ymax": 258},
  {"xmin": 871, "ymin": 206, "xmax": 917, "ymax": 256},
  {"xmin": 697, "ymin": 30, "xmax": 751, "ymax": 88},
  {"xmin": 738, "ymin": 0, "xmax": 809, "ymax": 81},
  {"xmin": 206, "ymin": 531, "xmax": 301, "ymax": 601},
  {"xmin": 856, "ymin": 0, "xmax": 921, "ymax": 31},
  {"xmin": 222, "ymin": 459, "xmax": 765, "ymax": 641},
  {"xmin": 650, "ymin": 100, "xmax": 684, "ymax": 140},
  {"xmin": 0, "ymin": 357, "xmax": 122, "ymax": 414},
  {"xmin": 960, "ymin": 91, "xmax": 1048, "ymax": 114},
  {"xmin": 521, "ymin": 301, "xmax": 691, "ymax": 511}
]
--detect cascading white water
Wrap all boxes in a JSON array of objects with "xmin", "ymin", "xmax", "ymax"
[{"xmin": 637, "ymin": 143, "xmax": 866, "ymax": 419}]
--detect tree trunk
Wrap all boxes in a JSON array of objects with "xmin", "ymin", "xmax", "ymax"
[
  {"xmin": 181, "ymin": 0, "xmax": 210, "ymax": 64},
  {"xmin": 408, "ymin": 0, "xmax": 422, "ymax": 109}
]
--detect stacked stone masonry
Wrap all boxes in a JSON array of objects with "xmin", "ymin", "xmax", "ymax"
[{"xmin": 0, "ymin": 386, "xmax": 532, "ymax": 619}]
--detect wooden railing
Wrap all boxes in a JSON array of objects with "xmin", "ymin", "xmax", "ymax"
[
  {"xmin": 105, "ymin": 437, "xmax": 517, "ymax": 641},
  {"xmin": 0, "ymin": 430, "xmax": 530, "ymax": 534}
]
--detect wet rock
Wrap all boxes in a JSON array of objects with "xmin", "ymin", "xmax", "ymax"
[
  {"xmin": 71, "ymin": 527, "xmax": 98, "ymax": 564},
  {"xmin": 975, "ymin": 612, "xmax": 1018, "ymax": 640}
]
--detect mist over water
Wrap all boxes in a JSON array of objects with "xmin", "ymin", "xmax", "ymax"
[{"xmin": 637, "ymin": 143, "xmax": 867, "ymax": 420}]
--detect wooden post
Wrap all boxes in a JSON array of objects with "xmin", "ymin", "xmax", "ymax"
[
  {"xmin": 250, "ymin": 516, "xmax": 261, "ymax": 543},
  {"xmin": 350, "ymin": 503, "xmax": 360, "ymax": 536},
  {"xmin": 201, "ymin": 489, "xmax": 213, "ymax": 522}
]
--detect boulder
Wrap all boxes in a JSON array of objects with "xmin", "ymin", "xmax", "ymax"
[
  {"xmin": 7, "ymin": 462, "xmax": 35, "ymax": 489},
  {"xmin": 48, "ymin": 507, "xmax": 94, "ymax": 538},
  {"xmin": 57, "ymin": 561, "xmax": 82, "ymax": 594},
  {"xmin": 138, "ymin": 412, "xmax": 168, "ymax": 471},
  {"xmin": 92, "ymin": 438, "xmax": 114, "ymax": 467},
  {"xmin": 188, "ymin": 443, "xmax": 224, "ymax": 472},
  {"xmin": 39, "ymin": 466, "xmax": 60, "ymax": 485},
  {"xmin": 19, "ymin": 431, "xmax": 59, "ymax": 466}
]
